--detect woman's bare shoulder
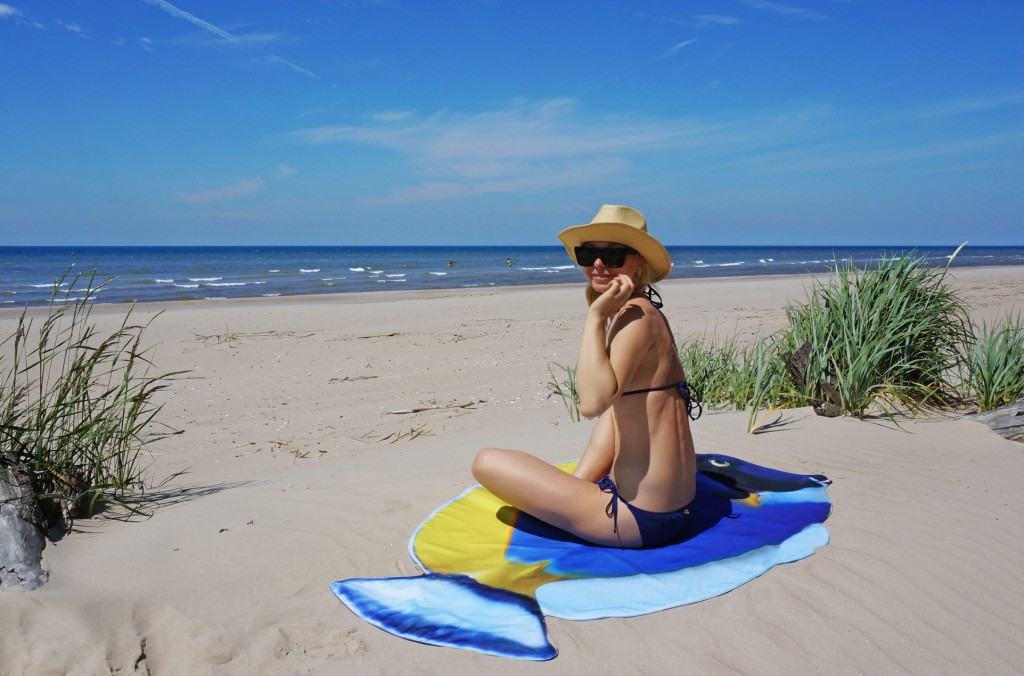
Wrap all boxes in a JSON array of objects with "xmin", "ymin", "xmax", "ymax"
[
  {"xmin": 621, "ymin": 297, "xmax": 664, "ymax": 321},
  {"xmin": 608, "ymin": 298, "xmax": 660, "ymax": 337}
]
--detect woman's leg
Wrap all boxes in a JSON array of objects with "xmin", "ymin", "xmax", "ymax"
[{"xmin": 472, "ymin": 447, "xmax": 641, "ymax": 547}]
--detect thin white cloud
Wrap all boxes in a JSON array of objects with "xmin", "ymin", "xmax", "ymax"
[
  {"xmin": 289, "ymin": 92, "xmax": 1023, "ymax": 204},
  {"xmin": 1, "ymin": 3, "xmax": 43, "ymax": 29},
  {"xmin": 177, "ymin": 178, "xmax": 264, "ymax": 203},
  {"xmin": 731, "ymin": 127, "xmax": 1024, "ymax": 175},
  {"xmin": 369, "ymin": 159, "xmax": 632, "ymax": 205},
  {"xmin": 265, "ymin": 54, "xmax": 316, "ymax": 79},
  {"xmin": 277, "ymin": 165, "xmax": 297, "ymax": 178},
  {"xmin": 143, "ymin": 0, "xmax": 235, "ymax": 40},
  {"xmin": 694, "ymin": 15, "xmax": 739, "ymax": 26},
  {"xmin": 658, "ymin": 39, "xmax": 697, "ymax": 59},
  {"xmin": 57, "ymin": 19, "xmax": 85, "ymax": 34},
  {"xmin": 172, "ymin": 31, "xmax": 285, "ymax": 49},
  {"xmin": 371, "ymin": 110, "xmax": 415, "ymax": 123},
  {"xmin": 290, "ymin": 98, "xmax": 778, "ymax": 203},
  {"xmin": 142, "ymin": 0, "xmax": 316, "ymax": 78},
  {"xmin": 293, "ymin": 98, "xmax": 719, "ymax": 167},
  {"xmin": 911, "ymin": 91, "xmax": 1024, "ymax": 119},
  {"xmin": 741, "ymin": 0, "xmax": 827, "ymax": 20}
]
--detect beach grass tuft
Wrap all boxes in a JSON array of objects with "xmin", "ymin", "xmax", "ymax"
[
  {"xmin": 546, "ymin": 362, "xmax": 580, "ymax": 422},
  {"xmin": 964, "ymin": 311, "xmax": 1024, "ymax": 412},
  {"xmin": 677, "ymin": 332, "xmax": 797, "ymax": 420},
  {"xmin": 783, "ymin": 250, "xmax": 972, "ymax": 417},
  {"xmin": 0, "ymin": 272, "xmax": 184, "ymax": 531}
]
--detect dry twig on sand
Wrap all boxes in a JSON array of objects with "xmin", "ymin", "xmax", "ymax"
[
  {"xmin": 386, "ymin": 401, "xmax": 483, "ymax": 415},
  {"xmin": 352, "ymin": 425, "xmax": 435, "ymax": 444},
  {"xmin": 193, "ymin": 329, "xmax": 314, "ymax": 346}
]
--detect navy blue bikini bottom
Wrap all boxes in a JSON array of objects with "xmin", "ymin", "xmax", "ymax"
[{"xmin": 597, "ymin": 476, "xmax": 691, "ymax": 548}]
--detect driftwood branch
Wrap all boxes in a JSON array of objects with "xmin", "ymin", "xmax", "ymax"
[
  {"xmin": 780, "ymin": 341, "xmax": 842, "ymax": 417},
  {"xmin": 0, "ymin": 465, "xmax": 48, "ymax": 590},
  {"xmin": 386, "ymin": 401, "xmax": 483, "ymax": 415},
  {"xmin": 965, "ymin": 401, "xmax": 1024, "ymax": 443}
]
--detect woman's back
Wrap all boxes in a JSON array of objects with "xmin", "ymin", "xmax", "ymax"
[{"xmin": 608, "ymin": 298, "xmax": 696, "ymax": 512}]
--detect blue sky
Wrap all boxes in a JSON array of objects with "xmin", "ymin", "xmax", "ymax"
[{"xmin": 1, "ymin": 1, "xmax": 1021, "ymax": 246}]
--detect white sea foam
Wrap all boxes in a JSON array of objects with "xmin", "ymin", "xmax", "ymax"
[
  {"xmin": 429, "ymin": 271, "xmax": 447, "ymax": 276},
  {"xmin": 385, "ymin": 273, "xmax": 406, "ymax": 278},
  {"xmin": 262, "ymin": 293, "xmax": 281, "ymax": 297},
  {"xmin": 188, "ymin": 277, "xmax": 222, "ymax": 282},
  {"xmin": 30, "ymin": 283, "xmax": 66, "ymax": 288},
  {"xmin": 349, "ymin": 267, "xmax": 365, "ymax": 272},
  {"xmin": 269, "ymin": 269, "xmax": 280, "ymax": 273},
  {"xmin": 719, "ymin": 262, "xmax": 743, "ymax": 267},
  {"xmin": 377, "ymin": 278, "xmax": 407, "ymax": 283},
  {"xmin": 174, "ymin": 284, "xmax": 200, "ymax": 289},
  {"xmin": 368, "ymin": 269, "xmax": 383, "ymax": 274},
  {"xmin": 154, "ymin": 278, "xmax": 174, "ymax": 283},
  {"xmin": 300, "ymin": 268, "xmax": 320, "ymax": 273},
  {"xmin": 208, "ymin": 282, "xmax": 246, "ymax": 287},
  {"xmin": 320, "ymin": 277, "xmax": 346, "ymax": 281},
  {"xmin": 521, "ymin": 265, "xmax": 573, "ymax": 271}
]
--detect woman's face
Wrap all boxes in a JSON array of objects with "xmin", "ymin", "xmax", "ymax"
[{"xmin": 580, "ymin": 241, "xmax": 644, "ymax": 293}]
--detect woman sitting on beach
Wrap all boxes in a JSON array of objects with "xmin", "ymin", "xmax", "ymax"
[{"xmin": 473, "ymin": 205, "xmax": 700, "ymax": 549}]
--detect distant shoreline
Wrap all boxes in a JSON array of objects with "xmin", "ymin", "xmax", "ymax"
[
  {"xmin": 3, "ymin": 244, "xmax": 1022, "ymax": 308},
  {"xmin": 4, "ymin": 264, "xmax": 1022, "ymax": 317}
]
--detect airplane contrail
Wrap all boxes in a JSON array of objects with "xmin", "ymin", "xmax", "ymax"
[{"xmin": 143, "ymin": 0, "xmax": 316, "ymax": 78}]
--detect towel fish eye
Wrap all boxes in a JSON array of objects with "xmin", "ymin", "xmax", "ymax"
[{"xmin": 709, "ymin": 458, "xmax": 730, "ymax": 467}]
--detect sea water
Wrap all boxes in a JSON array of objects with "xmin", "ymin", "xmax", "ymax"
[{"xmin": 1, "ymin": 245, "xmax": 1022, "ymax": 307}]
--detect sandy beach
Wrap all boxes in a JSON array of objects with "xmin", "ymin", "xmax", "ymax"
[{"xmin": 2, "ymin": 266, "xmax": 1024, "ymax": 675}]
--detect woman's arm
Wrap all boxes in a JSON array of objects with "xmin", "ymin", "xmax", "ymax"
[
  {"xmin": 572, "ymin": 410, "xmax": 615, "ymax": 481},
  {"xmin": 575, "ymin": 308, "xmax": 618, "ymax": 418},
  {"xmin": 575, "ymin": 278, "xmax": 656, "ymax": 418}
]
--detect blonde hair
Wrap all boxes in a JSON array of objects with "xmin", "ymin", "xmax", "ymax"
[{"xmin": 584, "ymin": 259, "xmax": 659, "ymax": 306}]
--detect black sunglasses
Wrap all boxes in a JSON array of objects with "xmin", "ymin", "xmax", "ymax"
[{"xmin": 574, "ymin": 246, "xmax": 636, "ymax": 268}]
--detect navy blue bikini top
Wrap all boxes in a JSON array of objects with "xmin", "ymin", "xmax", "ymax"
[{"xmin": 622, "ymin": 381, "xmax": 703, "ymax": 420}]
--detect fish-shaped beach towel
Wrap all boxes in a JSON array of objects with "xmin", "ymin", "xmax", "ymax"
[{"xmin": 332, "ymin": 454, "xmax": 832, "ymax": 660}]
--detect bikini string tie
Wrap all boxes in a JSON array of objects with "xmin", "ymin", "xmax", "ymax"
[
  {"xmin": 678, "ymin": 381, "xmax": 703, "ymax": 421},
  {"xmin": 644, "ymin": 285, "xmax": 663, "ymax": 309},
  {"xmin": 596, "ymin": 476, "xmax": 620, "ymax": 535}
]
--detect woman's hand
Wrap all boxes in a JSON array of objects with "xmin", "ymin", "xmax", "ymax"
[{"xmin": 589, "ymin": 274, "xmax": 635, "ymax": 320}]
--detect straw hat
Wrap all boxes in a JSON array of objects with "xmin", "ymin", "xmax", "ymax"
[{"xmin": 557, "ymin": 204, "xmax": 671, "ymax": 282}]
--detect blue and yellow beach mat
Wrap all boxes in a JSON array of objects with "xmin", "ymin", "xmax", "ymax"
[{"xmin": 332, "ymin": 454, "xmax": 832, "ymax": 660}]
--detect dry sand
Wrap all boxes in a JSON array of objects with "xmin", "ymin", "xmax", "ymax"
[{"xmin": 2, "ymin": 267, "xmax": 1023, "ymax": 674}]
